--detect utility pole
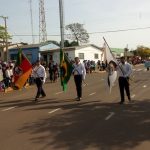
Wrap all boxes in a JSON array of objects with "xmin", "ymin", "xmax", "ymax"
[
  {"xmin": 29, "ymin": 0, "xmax": 35, "ymax": 44},
  {"xmin": 59, "ymin": 0, "xmax": 64, "ymax": 49},
  {"xmin": 0, "ymin": 16, "xmax": 8, "ymax": 61}
]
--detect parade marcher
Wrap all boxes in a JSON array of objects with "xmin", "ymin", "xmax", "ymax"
[
  {"xmin": 33, "ymin": 60, "xmax": 46, "ymax": 101},
  {"xmin": 73, "ymin": 57, "xmax": 86, "ymax": 101},
  {"xmin": 118, "ymin": 57, "xmax": 132, "ymax": 104}
]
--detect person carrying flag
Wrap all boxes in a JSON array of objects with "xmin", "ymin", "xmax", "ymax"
[
  {"xmin": 118, "ymin": 57, "xmax": 132, "ymax": 104},
  {"xmin": 33, "ymin": 60, "xmax": 46, "ymax": 101},
  {"xmin": 73, "ymin": 57, "xmax": 86, "ymax": 101}
]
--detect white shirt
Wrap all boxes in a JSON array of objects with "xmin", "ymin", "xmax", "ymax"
[
  {"xmin": 117, "ymin": 62, "xmax": 132, "ymax": 77},
  {"xmin": 5, "ymin": 69, "xmax": 11, "ymax": 78},
  {"xmin": 33, "ymin": 65, "xmax": 47, "ymax": 82},
  {"xmin": 73, "ymin": 62, "xmax": 86, "ymax": 80},
  {"xmin": 9, "ymin": 69, "xmax": 13, "ymax": 76}
]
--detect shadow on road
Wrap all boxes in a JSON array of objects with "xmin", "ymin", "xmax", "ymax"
[{"xmin": 18, "ymin": 99, "xmax": 150, "ymax": 150}]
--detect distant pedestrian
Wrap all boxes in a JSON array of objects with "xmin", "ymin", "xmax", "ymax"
[
  {"xmin": 48, "ymin": 60, "xmax": 54, "ymax": 83},
  {"xmin": 33, "ymin": 60, "xmax": 46, "ymax": 101},
  {"xmin": 118, "ymin": 57, "xmax": 132, "ymax": 104},
  {"xmin": 73, "ymin": 57, "xmax": 86, "ymax": 101}
]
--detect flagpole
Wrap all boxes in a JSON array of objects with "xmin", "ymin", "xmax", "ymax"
[
  {"xmin": 59, "ymin": 0, "xmax": 64, "ymax": 49},
  {"xmin": 103, "ymin": 37, "xmax": 114, "ymax": 56}
]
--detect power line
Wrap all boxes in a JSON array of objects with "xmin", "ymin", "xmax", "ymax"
[
  {"xmin": 88, "ymin": 26, "xmax": 150, "ymax": 34},
  {"xmin": 11, "ymin": 26, "xmax": 150, "ymax": 37}
]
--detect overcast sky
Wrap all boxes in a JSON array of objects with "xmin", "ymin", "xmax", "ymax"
[{"xmin": 1, "ymin": 0, "xmax": 150, "ymax": 49}]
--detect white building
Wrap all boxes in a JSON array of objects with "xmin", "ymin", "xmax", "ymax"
[{"xmin": 40, "ymin": 44, "xmax": 104, "ymax": 64}]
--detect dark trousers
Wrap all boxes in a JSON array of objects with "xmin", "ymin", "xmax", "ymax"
[
  {"xmin": 74, "ymin": 75, "xmax": 82, "ymax": 98},
  {"xmin": 118, "ymin": 77, "xmax": 130, "ymax": 102},
  {"xmin": 35, "ymin": 78, "xmax": 46, "ymax": 98}
]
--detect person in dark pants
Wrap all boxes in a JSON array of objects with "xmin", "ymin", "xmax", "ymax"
[
  {"xmin": 118, "ymin": 57, "xmax": 132, "ymax": 104},
  {"xmin": 73, "ymin": 57, "xmax": 86, "ymax": 101},
  {"xmin": 48, "ymin": 60, "xmax": 54, "ymax": 83},
  {"xmin": 33, "ymin": 60, "xmax": 46, "ymax": 101}
]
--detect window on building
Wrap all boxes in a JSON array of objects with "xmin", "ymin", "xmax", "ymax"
[
  {"xmin": 94, "ymin": 53, "xmax": 99, "ymax": 59},
  {"xmin": 79, "ymin": 53, "xmax": 84, "ymax": 59}
]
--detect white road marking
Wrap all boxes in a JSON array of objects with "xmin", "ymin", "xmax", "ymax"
[
  {"xmin": 143, "ymin": 85, "xmax": 147, "ymax": 88},
  {"xmin": 131, "ymin": 94, "xmax": 135, "ymax": 98},
  {"xmin": 105, "ymin": 112, "xmax": 115, "ymax": 121},
  {"xmin": 2, "ymin": 106, "xmax": 17, "ymax": 112},
  {"xmin": 55, "ymin": 91, "xmax": 63, "ymax": 95},
  {"xmin": 89, "ymin": 92, "xmax": 96, "ymax": 96},
  {"xmin": 48, "ymin": 108, "xmax": 61, "ymax": 114},
  {"xmin": 101, "ymin": 78, "xmax": 105, "ymax": 81}
]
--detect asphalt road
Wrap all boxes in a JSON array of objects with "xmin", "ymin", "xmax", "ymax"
[{"xmin": 0, "ymin": 64, "xmax": 150, "ymax": 150}]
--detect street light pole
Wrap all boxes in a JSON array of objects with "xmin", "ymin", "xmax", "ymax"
[
  {"xmin": 59, "ymin": 0, "xmax": 64, "ymax": 49},
  {"xmin": 0, "ymin": 16, "xmax": 8, "ymax": 61}
]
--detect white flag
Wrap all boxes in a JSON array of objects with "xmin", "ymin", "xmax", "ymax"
[{"xmin": 103, "ymin": 38, "xmax": 118, "ymax": 93}]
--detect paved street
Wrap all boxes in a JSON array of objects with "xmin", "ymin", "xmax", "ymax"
[{"xmin": 0, "ymin": 65, "xmax": 150, "ymax": 150}]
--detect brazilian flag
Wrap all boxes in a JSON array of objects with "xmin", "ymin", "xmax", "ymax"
[{"xmin": 60, "ymin": 49, "xmax": 73, "ymax": 91}]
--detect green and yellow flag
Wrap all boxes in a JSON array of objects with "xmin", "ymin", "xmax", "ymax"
[{"xmin": 60, "ymin": 49, "xmax": 73, "ymax": 91}]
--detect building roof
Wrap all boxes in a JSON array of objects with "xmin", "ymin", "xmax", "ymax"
[
  {"xmin": 9, "ymin": 42, "xmax": 60, "ymax": 51},
  {"xmin": 111, "ymin": 48, "xmax": 134, "ymax": 57},
  {"xmin": 111, "ymin": 48, "xmax": 124, "ymax": 54},
  {"xmin": 40, "ymin": 44, "xmax": 103, "ymax": 53}
]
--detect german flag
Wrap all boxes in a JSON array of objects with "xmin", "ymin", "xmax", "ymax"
[
  {"xmin": 60, "ymin": 49, "xmax": 73, "ymax": 91},
  {"xmin": 14, "ymin": 49, "xmax": 32, "ymax": 89}
]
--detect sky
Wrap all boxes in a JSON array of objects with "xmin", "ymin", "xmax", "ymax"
[{"xmin": 1, "ymin": 0, "xmax": 150, "ymax": 49}]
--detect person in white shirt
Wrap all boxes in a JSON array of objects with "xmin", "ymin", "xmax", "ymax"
[
  {"xmin": 73, "ymin": 57, "xmax": 86, "ymax": 101},
  {"xmin": 33, "ymin": 60, "xmax": 46, "ymax": 101},
  {"xmin": 5, "ymin": 66, "xmax": 11, "ymax": 88},
  {"xmin": 118, "ymin": 57, "xmax": 132, "ymax": 104}
]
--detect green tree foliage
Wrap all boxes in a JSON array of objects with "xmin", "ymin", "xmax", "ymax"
[
  {"xmin": 64, "ymin": 40, "xmax": 79, "ymax": 47},
  {"xmin": 65, "ymin": 23, "xmax": 89, "ymax": 45},
  {"xmin": 46, "ymin": 40, "xmax": 60, "ymax": 46},
  {"xmin": 0, "ymin": 25, "xmax": 11, "ymax": 44},
  {"xmin": 135, "ymin": 46, "xmax": 150, "ymax": 58}
]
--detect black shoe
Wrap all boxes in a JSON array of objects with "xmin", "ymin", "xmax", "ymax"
[
  {"xmin": 118, "ymin": 101, "xmax": 124, "ymax": 104},
  {"xmin": 128, "ymin": 97, "xmax": 131, "ymax": 102},
  {"xmin": 75, "ymin": 97, "xmax": 81, "ymax": 101},
  {"xmin": 41, "ymin": 95, "xmax": 46, "ymax": 98},
  {"xmin": 35, "ymin": 97, "xmax": 39, "ymax": 101}
]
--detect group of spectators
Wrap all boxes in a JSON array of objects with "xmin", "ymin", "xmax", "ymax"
[
  {"xmin": 0, "ymin": 56, "xmax": 149, "ymax": 92},
  {"xmin": 0, "ymin": 61, "xmax": 15, "ymax": 92},
  {"xmin": 48, "ymin": 61, "xmax": 59, "ymax": 83}
]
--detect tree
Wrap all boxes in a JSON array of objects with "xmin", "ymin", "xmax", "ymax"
[
  {"xmin": 65, "ymin": 23, "xmax": 89, "ymax": 45},
  {"xmin": 64, "ymin": 40, "xmax": 79, "ymax": 47},
  {"xmin": 70, "ymin": 41, "xmax": 79, "ymax": 46},
  {"xmin": 0, "ymin": 25, "xmax": 11, "ymax": 46},
  {"xmin": 134, "ymin": 46, "xmax": 150, "ymax": 59},
  {"xmin": 46, "ymin": 40, "xmax": 60, "ymax": 46},
  {"xmin": 64, "ymin": 40, "xmax": 70, "ymax": 47}
]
